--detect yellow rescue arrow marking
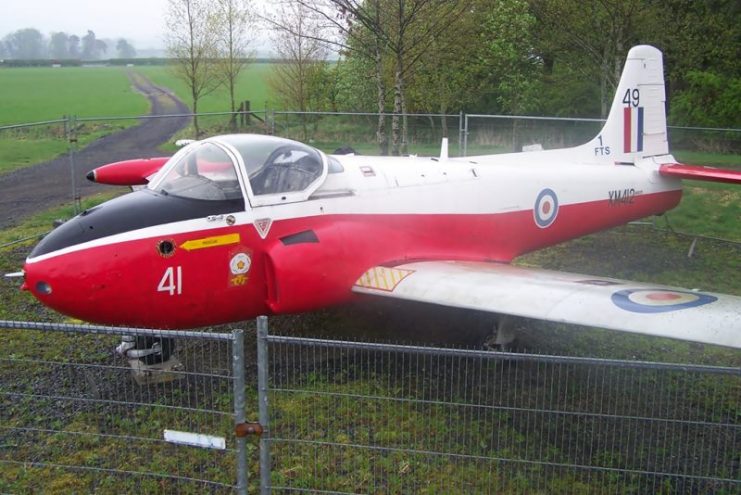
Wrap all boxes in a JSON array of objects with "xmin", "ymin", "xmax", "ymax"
[{"xmin": 181, "ymin": 233, "xmax": 240, "ymax": 252}]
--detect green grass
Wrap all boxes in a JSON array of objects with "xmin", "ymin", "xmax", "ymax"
[
  {"xmin": 134, "ymin": 63, "xmax": 276, "ymax": 114},
  {"xmin": 0, "ymin": 134, "xmax": 68, "ymax": 175},
  {"xmin": 663, "ymin": 150, "xmax": 741, "ymax": 241},
  {"xmin": 673, "ymin": 150, "xmax": 741, "ymax": 169},
  {"xmin": 0, "ymin": 67, "xmax": 149, "ymax": 125},
  {"xmin": 0, "ymin": 66, "xmax": 151, "ymax": 175}
]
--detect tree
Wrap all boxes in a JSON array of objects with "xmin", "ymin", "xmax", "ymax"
[
  {"xmin": 4, "ymin": 28, "xmax": 46, "ymax": 59},
  {"xmin": 316, "ymin": 0, "xmax": 392, "ymax": 154},
  {"xmin": 214, "ymin": 0, "xmax": 255, "ymax": 120},
  {"xmin": 68, "ymin": 35, "xmax": 80, "ymax": 58},
  {"xmin": 268, "ymin": 1, "xmax": 328, "ymax": 139},
  {"xmin": 165, "ymin": 0, "xmax": 221, "ymax": 137},
  {"xmin": 116, "ymin": 39, "xmax": 136, "ymax": 58},
  {"xmin": 669, "ymin": 71, "xmax": 741, "ymax": 129},
  {"xmin": 80, "ymin": 30, "xmax": 107, "ymax": 59},
  {"xmin": 644, "ymin": 0, "xmax": 741, "ymax": 104},
  {"xmin": 530, "ymin": 0, "xmax": 649, "ymax": 117},
  {"xmin": 49, "ymin": 32, "xmax": 70, "ymax": 59},
  {"xmin": 480, "ymin": 0, "xmax": 541, "ymax": 115},
  {"xmin": 95, "ymin": 39, "xmax": 108, "ymax": 58},
  {"xmin": 407, "ymin": 0, "xmax": 491, "ymax": 134},
  {"xmin": 280, "ymin": 0, "xmax": 471, "ymax": 154},
  {"xmin": 81, "ymin": 30, "xmax": 98, "ymax": 59}
]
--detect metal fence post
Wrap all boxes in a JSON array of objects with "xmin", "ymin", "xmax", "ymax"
[
  {"xmin": 256, "ymin": 316, "xmax": 271, "ymax": 495},
  {"xmin": 67, "ymin": 114, "xmax": 80, "ymax": 214},
  {"xmin": 458, "ymin": 111, "xmax": 464, "ymax": 157},
  {"xmin": 232, "ymin": 328, "xmax": 248, "ymax": 495},
  {"xmin": 463, "ymin": 113, "xmax": 469, "ymax": 157}
]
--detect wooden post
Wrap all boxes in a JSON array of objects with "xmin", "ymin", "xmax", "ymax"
[{"xmin": 241, "ymin": 100, "xmax": 251, "ymax": 126}]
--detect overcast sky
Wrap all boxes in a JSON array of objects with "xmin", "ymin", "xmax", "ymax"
[
  {"xmin": 1, "ymin": 0, "xmax": 274, "ymax": 50},
  {"xmin": 1, "ymin": 0, "xmax": 169, "ymax": 47}
]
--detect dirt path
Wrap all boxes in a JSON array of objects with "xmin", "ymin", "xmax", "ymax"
[{"xmin": 0, "ymin": 71, "xmax": 190, "ymax": 229}]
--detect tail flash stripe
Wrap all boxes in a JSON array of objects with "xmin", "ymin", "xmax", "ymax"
[
  {"xmin": 637, "ymin": 107, "xmax": 644, "ymax": 152},
  {"xmin": 623, "ymin": 107, "xmax": 632, "ymax": 153}
]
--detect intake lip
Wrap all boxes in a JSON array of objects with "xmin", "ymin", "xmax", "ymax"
[{"xmin": 28, "ymin": 189, "xmax": 244, "ymax": 259}]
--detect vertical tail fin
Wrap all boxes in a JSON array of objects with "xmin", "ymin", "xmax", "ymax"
[{"xmin": 587, "ymin": 45, "xmax": 668, "ymax": 163}]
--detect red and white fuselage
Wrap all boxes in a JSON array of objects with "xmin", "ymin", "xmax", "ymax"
[{"xmin": 23, "ymin": 141, "xmax": 681, "ymax": 328}]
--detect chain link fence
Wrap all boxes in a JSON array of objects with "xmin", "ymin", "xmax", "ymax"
[
  {"xmin": 1, "ymin": 317, "xmax": 739, "ymax": 493},
  {"xmin": 0, "ymin": 320, "xmax": 255, "ymax": 494},
  {"xmin": 462, "ymin": 114, "xmax": 741, "ymax": 155},
  {"xmin": 256, "ymin": 320, "xmax": 741, "ymax": 495},
  {"xmin": 1, "ymin": 111, "xmax": 736, "ymax": 203}
]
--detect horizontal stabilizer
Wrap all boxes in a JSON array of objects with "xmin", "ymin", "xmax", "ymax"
[
  {"xmin": 659, "ymin": 163, "xmax": 741, "ymax": 184},
  {"xmin": 353, "ymin": 261, "xmax": 741, "ymax": 349}
]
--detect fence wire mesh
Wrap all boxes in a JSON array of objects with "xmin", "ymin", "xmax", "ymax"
[
  {"xmin": 0, "ymin": 321, "xmax": 249, "ymax": 494},
  {"xmin": 462, "ymin": 114, "xmax": 741, "ymax": 155},
  {"xmin": 261, "ymin": 333, "xmax": 741, "ymax": 495}
]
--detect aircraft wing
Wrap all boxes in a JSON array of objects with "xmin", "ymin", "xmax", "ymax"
[{"xmin": 352, "ymin": 262, "xmax": 741, "ymax": 349}]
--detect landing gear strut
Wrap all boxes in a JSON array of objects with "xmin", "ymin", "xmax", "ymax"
[
  {"xmin": 116, "ymin": 335, "xmax": 181, "ymax": 384},
  {"xmin": 483, "ymin": 315, "xmax": 520, "ymax": 351}
]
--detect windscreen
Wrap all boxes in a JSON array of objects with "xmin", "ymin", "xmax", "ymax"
[{"xmin": 154, "ymin": 143, "xmax": 244, "ymax": 202}]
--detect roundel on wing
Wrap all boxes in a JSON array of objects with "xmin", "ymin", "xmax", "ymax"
[
  {"xmin": 611, "ymin": 289, "xmax": 717, "ymax": 313},
  {"xmin": 533, "ymin": 188, "xmax": 559, "ymax": 228}
]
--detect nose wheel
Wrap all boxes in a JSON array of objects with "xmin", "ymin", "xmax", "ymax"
[{"xmin": 116, "ymin": 335, "xmax": 181, "ymax": 384}]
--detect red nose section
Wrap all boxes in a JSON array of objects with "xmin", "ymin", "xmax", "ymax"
[{"xmin": 24, "ymin": 229, "xmax": 269, "ymax": 329}]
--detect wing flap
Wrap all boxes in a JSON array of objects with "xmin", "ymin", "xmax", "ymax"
[{"xmin": 353, "ymin": 262, "xmax": 741, "ymax": 349}]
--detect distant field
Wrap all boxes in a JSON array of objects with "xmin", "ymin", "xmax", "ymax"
[
  {"xmin": 0, "ymin": 66, "xmax": 151, "ymax": 175},
  {"xmin": 135, "ymin": 63, "xmax": 276, "ymax": 114},
  {"xmin": 0, "ymin": 67, "xmax": 149, "ymax": 125}
]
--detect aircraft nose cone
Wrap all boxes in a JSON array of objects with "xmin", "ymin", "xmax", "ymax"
[
  {"xmin": 23, "ymin": 252, "xmax": 94, "ymax": 323},
  {"xmin": 23, "ymin": 259, "xmax": 56, "ymax": 300}
]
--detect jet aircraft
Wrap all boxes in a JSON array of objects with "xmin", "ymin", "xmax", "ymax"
[{"xmin": 13, "ymin": 46, "xmax": 741, "ymax": 363}]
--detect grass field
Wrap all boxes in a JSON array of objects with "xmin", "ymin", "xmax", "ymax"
[
  {"xmin": 0, "ymin": 66, "xmax": 151, "ymax": 175},
  {"xmin": 666, "ymin": 151, "xmax": 741, "ymax": 241},
  {"xmin": 134, "ymin": 63, "xmax": 276, "ymax": 114},
  {"xmin": 0, "ymin": 64, "xmax": 277, "ymax": 174},
  {"xmin": 0, "ymin": 67, "xmax": 150, "ymax": 125}
]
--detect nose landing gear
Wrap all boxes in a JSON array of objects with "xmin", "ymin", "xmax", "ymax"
[
  {"xmin": 483, "ymin": 315, "xmax": 521, "ymax": 352},
  {"xmin": 116, "ymin": 335, "xmax": 181, "ymax": 384}
]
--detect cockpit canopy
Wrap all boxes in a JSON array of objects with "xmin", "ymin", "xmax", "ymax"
[
  {"xmin": 156, "ymin": 142, "xmax": 243, "ymax": 201},
  {"xmin": 149, "ymin": 134, "xmax": 328, "ymax": 208}
]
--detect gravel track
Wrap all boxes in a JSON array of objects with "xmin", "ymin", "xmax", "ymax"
[{"xmin": 0, "ymin": 71, "xmax": 190, "ymax": 229}]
